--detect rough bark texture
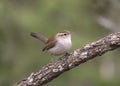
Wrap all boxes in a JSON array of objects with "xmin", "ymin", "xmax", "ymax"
[{"xmin": 14, "ymin": 32, "xmax": 120, "ymax": 86}]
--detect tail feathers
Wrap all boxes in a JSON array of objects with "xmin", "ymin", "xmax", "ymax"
[{"xmin": 30, "ymin": 32, "xmax": 48, "ymax": 44}]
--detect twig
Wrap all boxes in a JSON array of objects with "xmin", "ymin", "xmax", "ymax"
[{"xmin": 95, "ymin": 16, "xmax": 119, "ymax": 32}]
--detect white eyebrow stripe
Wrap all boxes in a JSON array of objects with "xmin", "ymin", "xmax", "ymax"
[{"xmin": 58, "ymin": 33, "xmax": 65, "ymax": 36}]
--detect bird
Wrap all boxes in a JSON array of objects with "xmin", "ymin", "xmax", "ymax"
[{"xmin": 30, "ymin": 30, "xmax": 72, "ymax": 56}]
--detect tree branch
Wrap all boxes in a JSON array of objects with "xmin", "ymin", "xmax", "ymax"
[{"xmin": 14, "ymin": 32, "xmax": 120, "ymax": 86}]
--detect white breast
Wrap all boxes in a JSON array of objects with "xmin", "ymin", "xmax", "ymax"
[{"xmin": 48, "ymin": 36, "xmax": 72, "ymax": 55}]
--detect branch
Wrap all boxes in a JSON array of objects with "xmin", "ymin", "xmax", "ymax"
[{"xmin": 14, "ymin": 32, "xmax": 120, "ymax": 86}]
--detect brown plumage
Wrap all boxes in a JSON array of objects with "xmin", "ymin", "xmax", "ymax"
[{"xmin": 42, "ymin": 36, "xmax": 57, "ymax": 51}]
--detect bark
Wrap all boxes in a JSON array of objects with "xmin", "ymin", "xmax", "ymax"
[{"xmin": 14, "ymin": 32, "xmax": 120, "ymax": 86}]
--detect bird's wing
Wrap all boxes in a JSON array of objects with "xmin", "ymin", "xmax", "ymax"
[{"xmin": 42, "ymin": 39, "xmax": 57, "ymax": 51}]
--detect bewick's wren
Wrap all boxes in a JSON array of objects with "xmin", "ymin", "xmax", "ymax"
[{"xmin": 31, "ymin": 30, "xmax": 72, "ymax": 56}]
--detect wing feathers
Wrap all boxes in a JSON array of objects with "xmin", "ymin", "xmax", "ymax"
[{"xmin": 42, "ymin": 38, "xmax": 56, "ymax": 51}]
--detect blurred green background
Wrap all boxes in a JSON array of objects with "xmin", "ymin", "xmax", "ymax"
[{"xmin": 0, "ymin": 0, "xmax": 120, "ymax": 86}]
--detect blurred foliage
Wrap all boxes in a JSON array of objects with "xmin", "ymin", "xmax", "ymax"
[{"xmin": 0, "ymin": 0, "xmax": 120, "ymax": 86}]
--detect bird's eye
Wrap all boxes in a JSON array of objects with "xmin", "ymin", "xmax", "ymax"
[{"xmin": 64, "ymin": 33, "xmax": 67, "ymax": 36}]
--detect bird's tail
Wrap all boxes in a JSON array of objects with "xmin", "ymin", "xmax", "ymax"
[{"xmin": 30, "ymin": 32, "xmax": 48, "ymax": 44}]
